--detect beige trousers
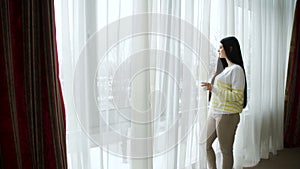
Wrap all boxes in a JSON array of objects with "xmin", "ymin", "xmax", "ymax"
[{"xmin": 206, "ymin": 113, "xmax": 240, "ymax": 169}]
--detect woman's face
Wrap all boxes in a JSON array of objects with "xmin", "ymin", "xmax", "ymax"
[{"xmin": 218, "ymin": 44, "xmax": 226, "ymax": 58}]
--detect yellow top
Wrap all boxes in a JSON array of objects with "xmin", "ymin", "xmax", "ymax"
[{"xmin": 210, "ymin": 64, "xmax": 245, "ymax": 114}]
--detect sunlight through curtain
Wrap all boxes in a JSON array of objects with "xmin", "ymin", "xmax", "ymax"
[{"xmin": 54, "ymin": 0, "xmax": 296, "ymax": 168}]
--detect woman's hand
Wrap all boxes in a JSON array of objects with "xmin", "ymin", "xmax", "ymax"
[{"xmin": 201, "ymin": 82, "xmax": 212, "ymax": 91}]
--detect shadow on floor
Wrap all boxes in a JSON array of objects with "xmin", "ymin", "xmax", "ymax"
[{"xmin": 243, "ymin": 147, "xmax": 300, "ymax": 169}]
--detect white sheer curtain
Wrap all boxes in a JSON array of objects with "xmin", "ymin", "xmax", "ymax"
[
  {"xmin": 210, "ymin": 0, "xmax": 296, "ymax": 168},
  {"xmin": 54, "ymin": 0, "xmax": 296, "ymax": 169},
  {"xmin": 55, "ymin": 0, "xmax": 211, "ymax": 169}
]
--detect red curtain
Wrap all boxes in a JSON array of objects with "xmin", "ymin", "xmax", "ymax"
[
  {"xmin": 284, "ymin": 0, "xmax": 300, "ymax": 148},
  {"xmin": 0, "ymin": 0, "xmax": 67, "ymax": 168}
]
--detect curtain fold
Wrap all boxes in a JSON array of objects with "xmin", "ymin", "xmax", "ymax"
[
  {"xmin": 0, "ymin": 0, "xmax": 67, "ymax": 169},
  {"xmin": 284, "ymin": 0, "xmax": 300, "ymax": 148}
]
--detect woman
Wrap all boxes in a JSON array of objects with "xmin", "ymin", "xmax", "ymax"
[{"xmin": 201, "ymin": 36, "xmax": 247, "ymax": 169}]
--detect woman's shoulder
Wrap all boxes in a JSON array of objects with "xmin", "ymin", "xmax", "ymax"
[
  {"xmin": 221, "ymin": 64, "xmax": 244, "ymax": 77},
  {"xmin": 230, "ymin": 64, "xmax": 245, "ymax": 78},
  {"xmin": 230, "ymin": 64, "xmax": 243, "ymax": 72}
]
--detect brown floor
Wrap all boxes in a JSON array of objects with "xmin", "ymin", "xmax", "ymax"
[{"xmin": 244, "ymin": 147, "xmax": 300, "ymax": 169}]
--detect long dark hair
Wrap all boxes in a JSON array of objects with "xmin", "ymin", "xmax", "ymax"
[
  {"xmin": 209, "ymin": 58, "xmax": 227, "ymax": 101},
  {"xmin": 210, "ymin": 37, "xmax": 247, "ymax": 108},
  {"xmin": 221, "ymin": 36, "xmax": 247, "ymax": 108}
]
